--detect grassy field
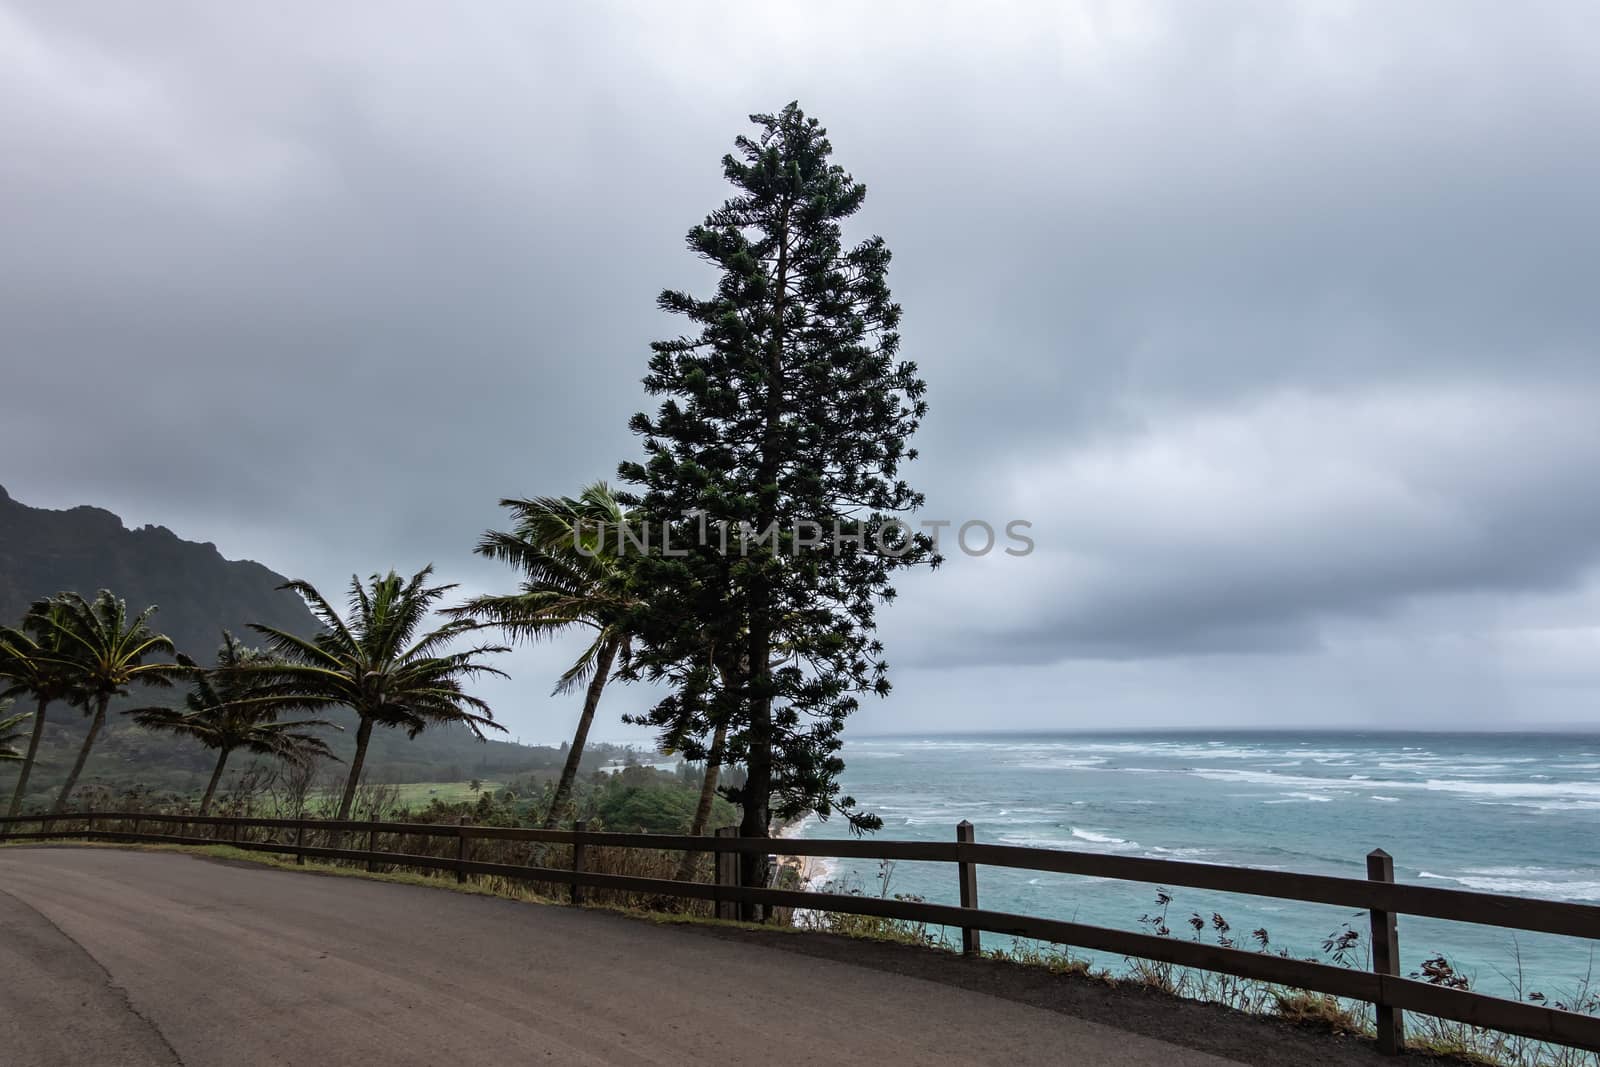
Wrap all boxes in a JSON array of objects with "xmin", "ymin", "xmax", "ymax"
[
  {"xmin": 377, "ymin": 781, "xmax": 506, "ymax": 807},
  {"xmin": 307, "ymin": 780, "xmax": 507, "ymax": 810}
]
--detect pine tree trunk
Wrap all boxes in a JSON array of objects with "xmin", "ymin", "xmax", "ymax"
[
  {"xmin": 737, "ymin": 690, "xmax": 772, "ymax": 912},
  {"xmin": 335, "ymin": 717, "xmax": 374, "ymax": 822},
  {"xmin": 674, "ymin": 718, "xmax": 729, "ymax": 881},
  {"xmin": 542, "ymin": 638, "xmax": 619, "ymax": 830},
  {"xmin": 738, "ymin": 203, "xmax": 790, "ymax": 919},
  {"xmin": 52, "ymin": 696, "xmax": 107, "ymax": 814},
  {"xmin": 198, "ymin": 748, "xmax": 230, "ymax": 816},
  {"xmin": 5, "ymin": 696, "xmax": 50, "ymax": 819}
]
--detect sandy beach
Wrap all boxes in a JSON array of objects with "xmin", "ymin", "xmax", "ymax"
[{"xmin": 772, "ymin": 813, "xmax": 835, "ymax": 892}]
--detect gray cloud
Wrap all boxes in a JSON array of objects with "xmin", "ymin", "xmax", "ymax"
[{"xmin": 3, "ymin": 2, "xmax": 1598, "ymax": 735}]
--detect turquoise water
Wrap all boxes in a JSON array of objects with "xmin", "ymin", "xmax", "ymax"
[{"xmin": 791, "ymin": 731, "xmax": 1600, "ymax": 1001}]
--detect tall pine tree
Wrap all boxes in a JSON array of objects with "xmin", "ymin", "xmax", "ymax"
[{"xmin": 620, "ymin": 104, "xmax": 933, "ymax": 897}]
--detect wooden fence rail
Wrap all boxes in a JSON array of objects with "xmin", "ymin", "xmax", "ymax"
[{"xmin": 2, "ymin": 811, "xmax": 1596, "ymax": 1053}]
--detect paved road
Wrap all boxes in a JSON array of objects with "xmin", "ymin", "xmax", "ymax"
[{"xmin": 0, "ymin": 847, "xmax": 1245, "ymax": 1066}]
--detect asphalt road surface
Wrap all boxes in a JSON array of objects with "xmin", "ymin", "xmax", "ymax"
[{"xmin": 0, "ymin": 847, "xmax": 1247, "ymax": 1066}]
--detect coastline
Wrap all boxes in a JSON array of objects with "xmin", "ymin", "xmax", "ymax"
[{"xmin": 772, "ymin": 812, "xmax": 834, "ymax": 890}]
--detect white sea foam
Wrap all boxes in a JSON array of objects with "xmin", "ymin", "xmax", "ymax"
[
  {"xmin": 1506, "ymin": 800, "xmax": 1600, "ymax": 813},
  {"xmin": 999, "ymin": 832, "xmax": 1083, "ymax": 850},
  {"xmin": 1369, "ymin": 795, "xmax": 1401, "ymax": 802},
  {"xmin": 1010, "ymin": 757, "xmax": 1110, "ymax": 770},
  {"xmin": 1183, "ymin": 767, "xmax": 1600, "ymax": 807},
  {"xmin": 1379, "ymin": 757, "xmax": 1531, "ymax": 777},
  {"xmin": 1190, "ymin": 768, "xmax": 1359, "ymax": 791},
  {"xmin": 1262, "ymin": 792, "xmax": 1334, "ymax": 804},
  {"xmin": 1148, "ymin": 845, "xmax": 1213, "ymax": 858},
  {"xmin": 998, "ymin": 827, "xmax": 1143, "ymax": 855},
  {"xmin": 988, "ymin": 808, "xmax": 1064, "ymax": 826},
  {"xmin": 1422, "ymin": 778, "xmax": 1600, "ymax": 800},
  {"xmin": 1419, "ymin": 868, "xmax": 1600, "ymax": 902},
  {"xmin": 871, "ymin": 739, "xmax": 1378, "ymax": 765}
]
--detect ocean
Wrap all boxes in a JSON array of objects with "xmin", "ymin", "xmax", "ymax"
[{"xmin": 788, "ymin": 731, "xmax": 1600, "ymax": 1001}]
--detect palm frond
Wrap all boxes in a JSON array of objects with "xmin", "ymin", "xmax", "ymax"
[
  {"xmin": 0, "ymin": 703, "xmax": 32, "ymax": 760},
  {"xmin": 235, "ymin": 570, "xmax": 508, "ymax": 768}
]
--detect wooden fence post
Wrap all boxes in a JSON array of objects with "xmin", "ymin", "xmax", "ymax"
[
  {"xmin": 456, "ymin": 816, "xmax": 469, "ymax": 884},
  {"xmin": 366, "ymin": 819, "xmax": 378, "ymax": 872},
  {"xmin": 956, "ymin": 820, "xmax": 981, "ymax": 955},
  {"xmin": 570, "ymin": 820, "xmax": 587, "ymax": 906},
  {"xmin": 295, "ymin": 817, "xmax": 306, "ymax": 866},
  {"xmin": 1368, "ymin": 848, "xmax": 1404, "ymax": 1055},
  {"xmin": 714, "ymin": 826, "xmax": 739, "ymax": 921},
  {"xmin": 86, "ymin": 813, "xmax": 96, "ymax": 838}
]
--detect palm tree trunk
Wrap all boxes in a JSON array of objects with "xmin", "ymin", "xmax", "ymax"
[
  {"xmin": 52, "ymin": 696, "xmax": 108, "ymax": 814},
  {"xmin": 5, "ymin": 696, "xmax": 50, "ymax": 819},
  {"xmin": 542, "ymin": 637, "xmax": 619, "ymax": 830},
  {"xmin": 198, "ymin": 748, "xmax": 230, "ymax": 816},
  {"xmin": 674, "ymin": 718, "xmax": 729, "ymax": 881},
  {"xmin": 335, "ymin": 717, "xmax": 374, "ymax": 822}
]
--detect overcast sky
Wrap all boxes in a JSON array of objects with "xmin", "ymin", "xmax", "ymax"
[{"xmin": 5, "ymin": 2, "xmax": 1599, "ymax": 743}]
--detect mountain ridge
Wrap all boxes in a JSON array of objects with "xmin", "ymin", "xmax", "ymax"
[
  {"xmin": 0, "ymin": 482, "xmax": 579, "ymax": 804},
  {"xmin": 0, "ymin": 482, "xmax": 321, "ymax": 658}
]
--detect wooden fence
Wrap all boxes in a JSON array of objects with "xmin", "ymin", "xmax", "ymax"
[{"xmin": 3, "ymin": 811, "xmax": 1597, "ymax": 1054}]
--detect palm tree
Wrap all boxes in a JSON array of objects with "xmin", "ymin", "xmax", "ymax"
[
  {"xmin": 0, "ymin": 702, "xmax": 32, "ymax": 761},
  {"xmin": 676, "ymin": 714, "xmax": 731, "ymax": 880},
  {"xmin": 0, "ymin": 602, "xmax": 82, "ymax": 816},
  {"xmin": 25, "ymin": 592, "xmax": 185, "ymax": 814},
  {"xmin": 450, "ymin": 482, "xmax": 638, "ymax": 829},
  {"xmin": 131, "ymin": 632, "xmax": 340, "ymax": 815},
  {"xmin": 247, "ymin": 566, "xmax": 509, "ymax": 821},
  {"xmin": 676, "ymin": 645, "xmax": 767, "ymax": 879}
]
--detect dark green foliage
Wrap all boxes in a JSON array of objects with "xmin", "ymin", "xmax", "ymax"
[
  {"xmin": 132, "ymin": 632, "xmax": 340, "ymax": 813},
  {"xmin": 0, "ymin": 702, "xmax": 29, "ymax": 761},
  {"xmin": 592, "ymin": 778, "xmax": 701, "ymax": 835},
  {"xmin": 0, "ymin": 599, "xmax": 83, "ymax": 815},
  {"xmin": 17, "ymin": 590, "xmax": 187, "ymax": 812},
  {"xmin": 244, "ymin": 566, "xmax": 511, "ymax": 820},
  {"xmin": 448, "ymin": 483, "xmax": 639, "ymax": 829},
  {"xmin": 589, "ymin": 765, "xmax": 738, "ymax": 835},
  {"xmin": 618, "ymin": 103, "xmax": 933, "ymax": 840},
  {"xmin": 399, "ymin": 763, "xmax": 730, "ymax": 836}
]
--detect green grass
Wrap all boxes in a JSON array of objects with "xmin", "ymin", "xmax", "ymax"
[
  {"xmin": 386, "ymin": 780, "xmax": 506, "ymax": 806},
  {"xmin": 305, "ymin": 780, "xmax": 505, "ymax": 809}
]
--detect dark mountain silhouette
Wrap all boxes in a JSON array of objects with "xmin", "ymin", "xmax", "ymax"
[
  {"xmin": 0, "ymin": 482, "xmax": 319, "ymax": 658},
  {"xmin": 0, "ymin": 483, "xmax": 595, "ymax": 806}
]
